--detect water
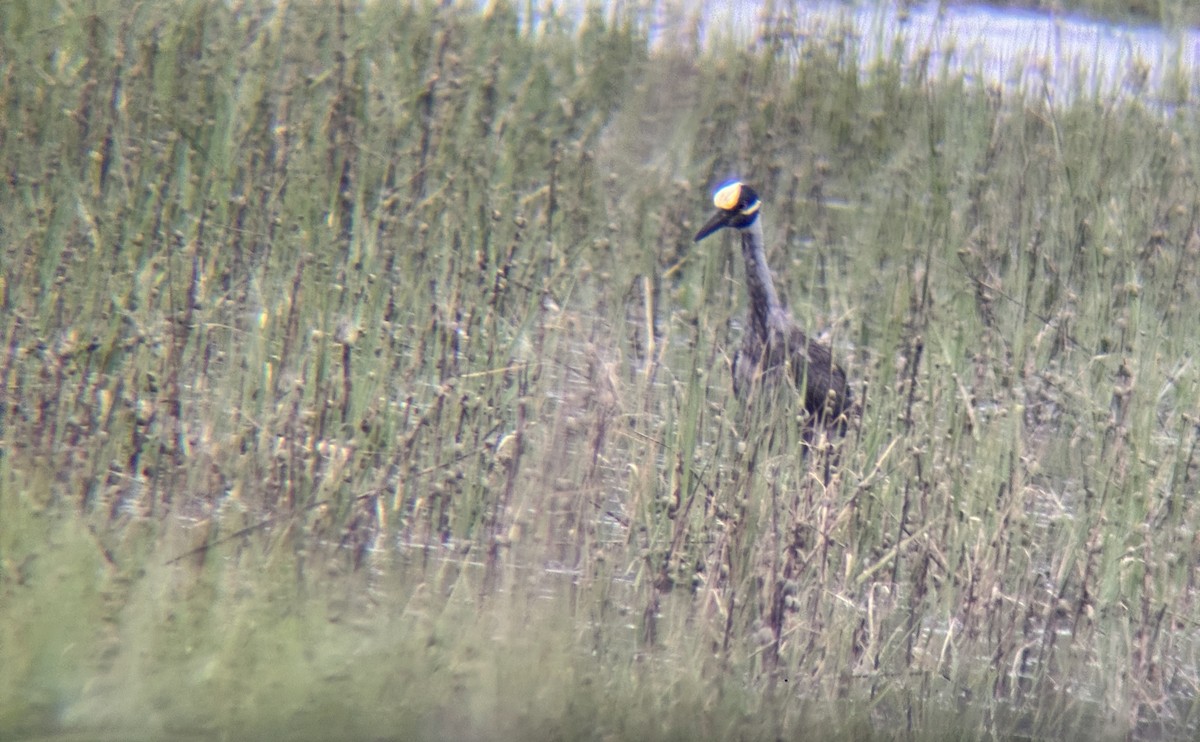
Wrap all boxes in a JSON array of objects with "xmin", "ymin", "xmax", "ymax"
[{"xmin": 674, "ymin": 1, "xmax": 1200, "ymax": 107}]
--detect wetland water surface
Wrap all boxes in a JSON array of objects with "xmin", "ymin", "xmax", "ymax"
[{"xmin": 695, "ymin": 1, "xmax": 1200, "ymax": 103}]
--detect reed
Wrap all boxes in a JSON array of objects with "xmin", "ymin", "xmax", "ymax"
[{"xmin": 3, "ymin": 1, "xmax": 1199, "ymax": 739}]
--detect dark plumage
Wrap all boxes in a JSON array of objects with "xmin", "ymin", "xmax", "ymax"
[{"xmin": 694, "ymin": 181, "xmax": 852, "ymax": 427}]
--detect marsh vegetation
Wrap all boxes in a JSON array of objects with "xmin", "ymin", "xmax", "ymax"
[{"xmin": 3, "ymin": 1, "xmax": 1200, "ymax": 739}]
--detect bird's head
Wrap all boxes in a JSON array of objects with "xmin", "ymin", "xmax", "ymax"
[{"xmin": 694, "ymin": 181, "xmax": 761, "ymax": 242}]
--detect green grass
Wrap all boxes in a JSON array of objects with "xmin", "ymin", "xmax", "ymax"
[{"xmin": 3, "ymin": 0, "xmax": 1200, "ymax": 739}]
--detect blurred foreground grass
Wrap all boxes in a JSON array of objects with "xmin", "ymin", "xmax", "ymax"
[{"xmin": 3, "ymin": 1, "xmax": 1200, "ymax": 739}]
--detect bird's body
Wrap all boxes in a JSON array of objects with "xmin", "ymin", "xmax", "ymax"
[{"xmin": 695, "ymin": 182, "xmax": 852, "ymax": 427}]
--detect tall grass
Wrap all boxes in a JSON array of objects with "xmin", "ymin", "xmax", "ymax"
[{"xmin": 3, "ymin": 1, "xmax": 1200, "ymax": 739}]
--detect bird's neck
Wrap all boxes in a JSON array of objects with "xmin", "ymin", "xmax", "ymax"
[{"xmin": 739, "ymin": 219, "xmax": 785, "ymax": 337}]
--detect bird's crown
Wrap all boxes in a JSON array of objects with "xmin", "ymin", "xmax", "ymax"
[{"xmin": 713, "ymin": 181, "xmax": 760, "ymax": 216}]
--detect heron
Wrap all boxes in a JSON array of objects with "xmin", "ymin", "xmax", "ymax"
[{"xmin": 694, "ymin": 181, "xmax": 852, "ymax": 429}]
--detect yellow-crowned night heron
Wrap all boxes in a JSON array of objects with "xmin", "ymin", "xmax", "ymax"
[{"xmin": 695, "ymin": 181, "xmax": 852, "ymax": 428}]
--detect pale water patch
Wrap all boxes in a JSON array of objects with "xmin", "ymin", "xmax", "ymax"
[{"xmin": 681, "ymin": 1, "xmax": 1200, "ymax": 105}]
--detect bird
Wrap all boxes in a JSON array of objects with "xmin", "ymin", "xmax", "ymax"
[{"xmin": 694, "ymin": 180, "xmax": 852, "ymax": 428}]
